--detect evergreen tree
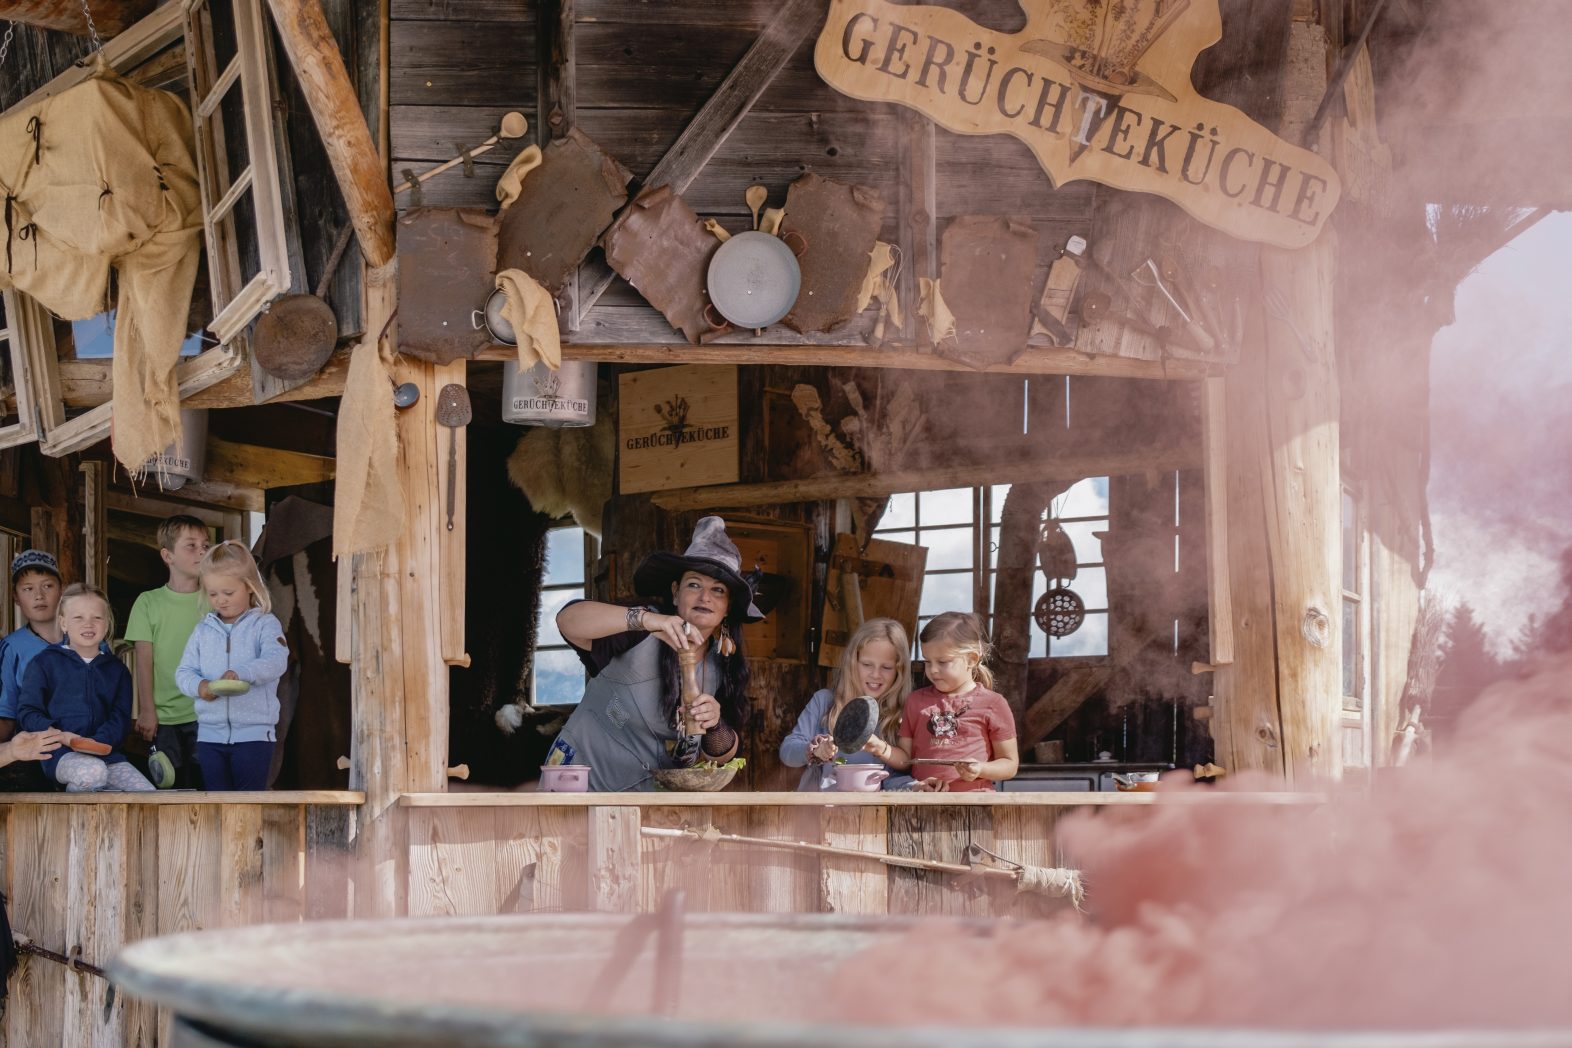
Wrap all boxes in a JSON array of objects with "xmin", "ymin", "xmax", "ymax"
[{"xmin": 1431, "ymin": 602, "xmax": 1502, "ymax": 732}]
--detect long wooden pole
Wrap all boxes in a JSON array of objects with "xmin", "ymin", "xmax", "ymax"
[{"xmin": 264, "ymin": 0, "xmax": 395, "ymax": 268}]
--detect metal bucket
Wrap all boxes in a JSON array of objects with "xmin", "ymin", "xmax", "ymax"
[
  {"xmin": 142, "ymin": 408, "xmax": 208, "ymax": 491},
  {"xmin": 502, "ymin": 360, "xmax": 596, "ymax": 428},
  {"xmin": 110, "ymin": 913, "xmax": 1572, "ymax": 1048}
]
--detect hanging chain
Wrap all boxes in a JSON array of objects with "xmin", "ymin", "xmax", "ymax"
[
  {"xmin": 78, "ymin": 0, "xmax": 103, "ymax": 54},
  {"xmin": 1, "ymin": 21, "xmax": 16, "ymax": 68}
]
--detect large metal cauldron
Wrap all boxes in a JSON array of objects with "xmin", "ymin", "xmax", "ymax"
[{"xmin": 111, "ymin": 913, "xmax": 1572, "ymax": 1048}]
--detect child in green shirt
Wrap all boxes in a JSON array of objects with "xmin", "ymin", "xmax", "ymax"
[{"xmin": 125, "ymin": 515, "xmax": 210, "ymax": 788}]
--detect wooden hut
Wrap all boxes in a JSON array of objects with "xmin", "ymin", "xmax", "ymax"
[{"xmin": 0, "ymin": 0, "xmax": 1549, "ymax": 1041}]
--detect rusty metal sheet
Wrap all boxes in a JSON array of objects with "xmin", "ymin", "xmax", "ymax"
[
  {"xmin": 496, "ymin": 128, "xmax": 632, "ymax": 295},
  {"xmin": 779, "ymin": 173, "xmax": 885, "ymax": 335},
  {"xmin": 600, "ymin": 185, "xmax": 727, "ymax": 344},
  {"xmin": 937, "ymin": 215, "xmax": 1039, "ymax": 367},
  {"xmin": 396, "ymin": 208, "xmax": 498, "ymax": 363}
]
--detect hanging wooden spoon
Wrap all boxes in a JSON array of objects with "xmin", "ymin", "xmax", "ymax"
[{"xmin": 745, "ymin": 184, "xmax": 767, "ymax": 230}]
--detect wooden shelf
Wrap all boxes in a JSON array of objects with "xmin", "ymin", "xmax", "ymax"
[
  {"xmin": 401, "ymin": 789, "xmax": 1322, "ymax": 808},
  {"xmin": 0, "ymin": 790, "xmax": 365, "ymax": 805}
]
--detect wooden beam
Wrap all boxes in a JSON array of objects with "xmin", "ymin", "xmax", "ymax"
[
  {"xmin": 81, "ymin": 462, "xmax": 106, "ymax": 589},
  {"xmin": 0, "ymin": 0, "xmax": 156, "ymax": 37},
  {"xmin": 51, "ymin": 347, "xmax": 352, "ymax": 411},
  {"xmin": 264, "ymin": 0, "xmax": 396, "ymax": 268},
  {"xmin": 475, "ymin": 342, "xmax": 1212, "ymax": 380},
  {"xmin": 1021, "ymin": 667, "xmax": 1113, "ymax": 749},
  {"xmin": 537, "ymin": 0, "xmax": 577, "ymax": 328},
  {"xmin": 205, "ymin": 436, "xmax": 335, "ymax": 490},
  {"xmin": 575, "ymin": 0, "xmax": 823, "ymax": 323},
  {"xmin": 652, "ymin": 446, "xmax": 1201, "ymax": 512}
]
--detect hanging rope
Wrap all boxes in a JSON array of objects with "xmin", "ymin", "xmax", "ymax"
[
  {"xmin": 0, "ymin": 21, "xmax": 15, "ymax": 68},
  {"xmin": 78, "ymin": 0, "xmax": 104, "ymax": 54}
]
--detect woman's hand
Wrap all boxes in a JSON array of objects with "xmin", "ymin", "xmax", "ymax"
[
  {"xmin": 645, "ymin": 612, "xmax": 698, "ymax": 652},
  {"xmin": 685, "ymin": 692, "xmax": 722, "ymax": 731},
  {"xmin": 8, "ymin": 728, "xmax": 64, "ymax": 762},
  {"xmin": 954, "ymin": 759, "xmax": 983, "ymax": 782},
  {"xmin": 809, "ymin": 733, "xmax": 837, "ymax": 764}
]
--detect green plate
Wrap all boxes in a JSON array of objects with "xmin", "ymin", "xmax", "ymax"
[{"xmin": 207, "ymin": 679, "xmax": 251, "ymax": 696}]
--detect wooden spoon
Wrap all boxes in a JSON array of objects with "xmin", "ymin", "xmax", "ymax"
[{"xmin": 745, "ymin": 184, "xmax": 767, "ymax": 230}]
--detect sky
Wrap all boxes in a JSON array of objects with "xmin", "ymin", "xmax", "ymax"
[{"xmin": 1427, "ymin": 211, "xmax": 1572, "ymax": 654}]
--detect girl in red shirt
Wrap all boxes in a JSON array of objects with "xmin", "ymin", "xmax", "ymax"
[{"xmin": 870, "ymin": 611, "xmax": 1019, "ymax": 792}]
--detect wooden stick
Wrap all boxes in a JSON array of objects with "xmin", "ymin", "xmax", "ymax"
[
  {"xmin": 264, "ymin": 0, "xmax": 395, "ymax": 267},
  {"xmin": 640, "ymin": 825, "xmax": 1015, "ymax": 879}
]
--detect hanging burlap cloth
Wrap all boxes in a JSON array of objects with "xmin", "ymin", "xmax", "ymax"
[{"xmin": 0, "ymin": 60, "xmax": 203, "ymax": 469}]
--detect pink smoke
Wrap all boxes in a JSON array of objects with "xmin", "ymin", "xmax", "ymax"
[{"xmin": 831, "ymin": 654, "xmax": 1572, "ymax": 1030}]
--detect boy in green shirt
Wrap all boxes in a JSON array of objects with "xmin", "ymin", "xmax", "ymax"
[{"xmin": 125, "ymin": 515, "xmax": 211, "ymax": 788}]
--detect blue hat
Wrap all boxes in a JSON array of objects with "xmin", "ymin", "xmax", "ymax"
[{"xmin": 10, "ymin": 549, "xmax": 60, "ymax": 583}]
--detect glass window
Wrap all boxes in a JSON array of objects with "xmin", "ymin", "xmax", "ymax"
[{"xmin": 533, "ymin": 523, "xmax": 590, "ymax": 705}]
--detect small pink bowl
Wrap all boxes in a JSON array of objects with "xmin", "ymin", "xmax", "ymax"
[
  {"xmin": 832, "ymin": 764, "xmax": 890, "ymax": 792},
  {"xmin": 539, "ymin": 765, "xmax": 591, "ymax": 792}
]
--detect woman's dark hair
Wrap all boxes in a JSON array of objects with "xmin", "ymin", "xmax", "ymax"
[{"xmin": 649, "ymin": 594, "xmax": 751, "ymax": 740}]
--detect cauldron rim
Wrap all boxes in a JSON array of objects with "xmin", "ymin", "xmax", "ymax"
[{"xmin": 110, "ymin": 913, "xmax": 1572, "ymax": 1048}]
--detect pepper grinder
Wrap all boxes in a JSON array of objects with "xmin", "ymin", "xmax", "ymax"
[{"xmin": 674, "ymin": 647, "xmax": 705, "ymax": 767}]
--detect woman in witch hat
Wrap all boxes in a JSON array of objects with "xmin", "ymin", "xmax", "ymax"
[{"xmin": 544, "ymin": 516, "xmax": 768, "ymax": 791}]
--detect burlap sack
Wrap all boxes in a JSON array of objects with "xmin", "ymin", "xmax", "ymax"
[{"xmin": 0, "ymin": 61, "xmax": 203, "ymax": 468}]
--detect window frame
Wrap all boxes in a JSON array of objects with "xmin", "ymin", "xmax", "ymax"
[
  {"xmin": 2, "ymin": 0, "xmax": 295, "ymax": 457},
  {"xmin": 1340, "ymin": 484, "xmax": 1373, "ymax": 769},
  {"xmin": 532, "ymin": 521, "xmax": 593, "ymax": 707},
  {"xmin": 0, "ymin": 291, "xmax": 40, "ymax": 450},
  {"xmin": 875, "ymin": 480, "xmax": 1112, "ymax": 660}
]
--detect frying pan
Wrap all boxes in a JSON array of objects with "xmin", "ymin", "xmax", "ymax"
[
  {"xmin": 254, "ymin": 225, "xmax": 357, "ymax": 381},
  {"xmin": 832, "ymin": 695, "xmax": 880, "ymax": 754}
]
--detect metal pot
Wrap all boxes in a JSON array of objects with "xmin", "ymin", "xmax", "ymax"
[
  {"xmin": 502, "ymin": 361, "xmax": 597, "ymax": 428},
  {"xmin": 142, "ymin": 408, "xmax": 208, "ymax": 491},
  {"xmin": 472, "ymin": 288, "xmax": 516, "ymax": 346}
]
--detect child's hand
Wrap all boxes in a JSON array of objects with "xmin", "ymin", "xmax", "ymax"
[
  {"xmin": 198, "ymin": 680, "xmax": 216, "ymax": 701},
  {"xmin": 955, "ymin": 759, "xmax": 983, "ymax": 782},
  {"xmin": 809, "ymin": 734, "xmax": 836, "ymax": 763},
  {"xmin": 135, "ymin": 708, "xmax": 158, "ymax": 741},
  {"xmin": 220, "ymin": 670, "xmax": 240, "ymax": 681},
  {"xmin": 910, "ymin": 776, "xmax": 949, "ymax": 792},
  {"xmin": 55, "ymin": 730, "xmax": 80, "ymax": 746},
  {"xmin": 861, "ymin": 734, "xmax": 888, "ymax": 759}
]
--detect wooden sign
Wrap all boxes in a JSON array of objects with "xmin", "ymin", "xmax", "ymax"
[
  {"xmin": 819, "ymin": 533, "xmax": 927, "ymax": 669},
  {"xmin": 815, "ymin": 0, "xmax": 1341, "ymax": 248},
  {"xmin": 618, "ymin": 365, "xmax": 739, "ymax": 495}
]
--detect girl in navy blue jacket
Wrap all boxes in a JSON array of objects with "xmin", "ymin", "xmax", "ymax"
[{"xmin": 17, "ymin": 585, "xmax": 154, "ymax": 792}]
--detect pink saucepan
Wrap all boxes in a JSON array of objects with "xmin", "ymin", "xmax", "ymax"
[
  {"xmin": 539, "ymin": 765, "xmax": 591, "ymax": 792},
  {"xmin": 832, "ymin": 764, "xmax": 889, "ymax": 792}
]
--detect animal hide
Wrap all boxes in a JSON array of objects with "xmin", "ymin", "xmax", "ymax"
[{"xmin": 504, "ymin": 415, "xmax": 614, "ymax": 537}]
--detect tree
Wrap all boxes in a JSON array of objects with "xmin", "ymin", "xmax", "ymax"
[{"xmin": 1430, "ymin": 602, "xmax": 1503, "ymax": 733}]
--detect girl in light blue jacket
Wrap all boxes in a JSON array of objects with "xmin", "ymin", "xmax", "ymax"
[{"xmin": 175, "ymin": 541, "xmax": 289, "ymax": 791}]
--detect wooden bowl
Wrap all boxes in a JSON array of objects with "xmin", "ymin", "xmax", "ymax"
[{"xmin": 652, "ymin": 766, "xmax": 738, "ymax": 792}]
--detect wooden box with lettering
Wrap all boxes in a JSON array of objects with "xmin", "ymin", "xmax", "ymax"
[{"xmin": 618, "ymin": 364, "xmax": 739, "ymax": 495}]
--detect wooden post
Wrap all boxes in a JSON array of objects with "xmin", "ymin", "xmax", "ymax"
[
  {"xmin": 264, "ymin": 0, "xmax": 395, "ymax": 268},
  {"xmin": 80, "ymin": 462, "xmax": 106, "ymax": 590}
]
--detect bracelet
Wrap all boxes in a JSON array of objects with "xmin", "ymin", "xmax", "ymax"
[{"xmin": 624, "ymin": 605, "xmax": 649, "ymax": 632}]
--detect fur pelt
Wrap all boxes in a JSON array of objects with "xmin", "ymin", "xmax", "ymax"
[{"xmin": 504, "ymin": 417, "xmax": 614, "ymax": 537}]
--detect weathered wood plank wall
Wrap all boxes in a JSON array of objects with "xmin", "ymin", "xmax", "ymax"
[
  {"xmin": 0, "ymin": 799, "xmax": 356, "ymax": 1048},
  {"xmin": 387, "ymin": 0, "xmax": 1098, "ymax": 346}
]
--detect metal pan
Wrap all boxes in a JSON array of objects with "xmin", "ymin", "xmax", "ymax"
[
  {"xmin": 706, "ymin": 230, "xmax": 800, "ymax": 329},
  {"xmin": 832, "ymin": 695, "xmax": 880, "ymax": 754},
  {"xmin": 254, "ymin": 226, "xmax": 357, "ymax": 381}
]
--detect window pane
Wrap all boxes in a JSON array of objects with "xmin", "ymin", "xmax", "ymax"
[
  {"xmin": 1061, "ymin": 520, "xmax": 1106, "ymax": 564},
  {"xmin": 57, "ymin": 311, "xmax": 204, "ymax": 361},
  {"xmin": 534, "ymin": 648, "xmax": 587, "ymax": 705},
  {"xmin": 1342, "ymin": 599, "xmax": 1359, "ymax": 703},
  {"xmin": 880, "ymin": 492, "xmax": 916, "ymax": 530},
  {"xmin": 536, "ymin": 589, "xmax": 580, "ymax": 648},
  {"xmin": 919, "ymin": 487, "xmax": 973, "ymax": 526},
  {"xmin": 920, "ymin": 525, "xmax": 972, "ymax": 570},
  {"xmin": 989, "ymin": 485, "xmax": 1010, "ymax": 523},
  {"xmin": 1068, "ymin": 566, "xmax": 1107, "ymax": 609},
  {"xmin": 879, "ymin": 529, "xmax": 915, "ymax": 549},
  {"xmin": 1058, "ymin": 476, "xmax": 1110, "ymax": 518},
  {"xmin": 919, "ymin": 571, "xmax": 973, "ymax": 618},
  {"xmin": 544, "ymin": 527, "xmax": 585, "ymax": 585},
  {"xmin": 1049, "ymin": 611, "xmax": 1108, "ymax": 657},
  {"xmin": 1342, "ymin": 491, "xmax": 1358, "ymax": 593}
]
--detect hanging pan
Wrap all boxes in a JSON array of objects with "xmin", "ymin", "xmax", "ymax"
[
  {"xmin": 705, "ymin": 230, "xmax": 801, "ymax": 330},
  {"xmin": 254, "ymin": 225, "xmax": 358, "ymax": 381}
]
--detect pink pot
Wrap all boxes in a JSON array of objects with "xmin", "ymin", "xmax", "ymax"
[
  {"xmin": 539, "ymin": 765, "xmax": 590, "ymax": 792},
  {"xmin": 832, "ymin": 764, "xmax": 890, "ymax": 792}
]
